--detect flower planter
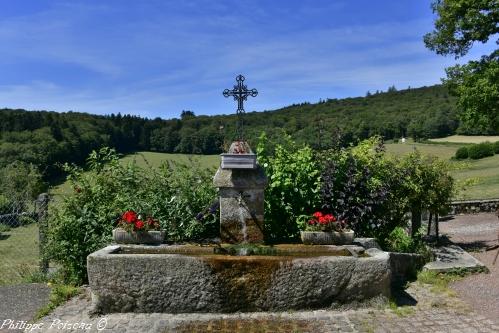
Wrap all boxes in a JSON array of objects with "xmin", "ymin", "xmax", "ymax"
[
  {"xmin": 220, "ymin": 153, "xmax": 257, "ymax": 169},
  {"xmin": 300, "ymin": 230, "xmax": 355, "ymax": 245},
  {"xmin": 112, "ymin": 228, "xmax": 165, "ymax": 245}
]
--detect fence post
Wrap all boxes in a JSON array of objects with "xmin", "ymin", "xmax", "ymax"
[{"xmin": 37, "ymin": 193, "xmax": 49, "ymax": 274}]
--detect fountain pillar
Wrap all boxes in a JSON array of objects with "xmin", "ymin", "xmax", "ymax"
[{"xmin": 213, "ymin": 142, "xmax": 267, "ymax": 243}]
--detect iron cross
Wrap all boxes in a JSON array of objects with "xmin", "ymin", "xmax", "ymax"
[{"xmin": 223, "ymin": 75, "xmax": 258, "ymax": 140}]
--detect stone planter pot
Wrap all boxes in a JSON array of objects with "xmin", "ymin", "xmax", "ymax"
[
  {"xmin": 301, "ymin": 230, "xmax": 355, "ymax": 245},
  {"xmin": 112, "ymin": 228, "xmax": 165, "ymax": 245}
]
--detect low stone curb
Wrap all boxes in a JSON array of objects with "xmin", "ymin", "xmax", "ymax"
[{"xmin": 423, "ymin": 245, "xmax": 488, "ymax": 273}]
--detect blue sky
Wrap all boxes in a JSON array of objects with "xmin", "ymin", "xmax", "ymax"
[{"xmin": 0, "ymin": 0, "xmax": 495, "ymax": 119}]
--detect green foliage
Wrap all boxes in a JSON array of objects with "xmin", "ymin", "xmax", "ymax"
[
  {"xmin": 454, "ymin": 146, "xmax": 469, "ymax": 159},
  {"xmin": 398, "ymin": 150, "xmax": 454, "ymax": 216},
  {"xmin": 385, "ymin": 227, "xmax": 413, "ymax": 253},
  {"xmin": 0, "ymin": 194, "xmax": 11, "ymax": 215},
  {"xmin": 454, "ymin": 141, "xmax": 499, "ymax": 160},
  {"xmin": 320, "ymin": 139, "xmax": 404, "ymax": 238},
  {"xmin": 35, "ymin": 284, "xmax": 81, "ymax": 319},
  {"xmin": 384, "ymin": 227, "xmax": 431, "ymax": 259},
  {"xmin": 319, "ymin": 139, "xmax": 454, "ymax": 244},
  {"xmin": 0, "ymin": 224, "xmax": 11, "ymax": 233},
  {"xmin": 424, "ymin": 0, "xmax": 498, "ymax": 57},
  {"xmin": 257, "ymin": 133, "xmax": 321, "ymax": 243},
  {"xmin": 0, "ymin": 85, "xmax": 463, "ymax": 183},
  {"xmin": 424, "ymin": 0, "xmax": 498, "ymax": 131},
  {"xmin": 47, "ymin": 147, "xmax": 218, "ymax": 284},
  {"xmin": 0, "ymin": 162, "xmax": 46, "ymax": 201},
  {"xmin": 445, "ymin": 53, "xmax": 499, "ymax": 131},
  {"xmin": 467, "ymin": 141, "xmax": 495, "ymax": 159}
]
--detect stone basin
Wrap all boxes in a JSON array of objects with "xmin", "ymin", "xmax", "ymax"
[{"xmin": 87, "ymin": 244, "xmax": 391, "ymax": 314}]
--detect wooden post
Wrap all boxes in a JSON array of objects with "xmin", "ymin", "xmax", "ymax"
[{"xmin": 37, "ymin": 193, "xmax": 49, "ymax": 274}]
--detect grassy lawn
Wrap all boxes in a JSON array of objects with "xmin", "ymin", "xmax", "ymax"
[
  {"xmin": 0, "ymin": 223, "xmax": 40, "ymax": 285},
  {"xmin": 451, "ymin": 155, "xmax": 499, "ymax": 200},
  {"xmin": 119, "ymin": 151, "xmax": 219, "ymax": 169},
  {"xmin": 385, "ymin": 142, "xmax": 461, "ymax": 160},
  {"xmin": 429, "ymin": 135, "xmax": 499, "ymax": 144}
]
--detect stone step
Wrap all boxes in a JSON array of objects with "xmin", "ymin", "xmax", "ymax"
[{"xmin": 423, "ymin": 245, "xmax": 488, "ymax": 273}]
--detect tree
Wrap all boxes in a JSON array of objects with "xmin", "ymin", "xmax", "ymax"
[
  {"xmin": 180, "ymin": 110, "xmax": 195, "ymax": 120},
  {"xmin": 424, "ymin": 0, "xmax": 499, "ymax": 130}
]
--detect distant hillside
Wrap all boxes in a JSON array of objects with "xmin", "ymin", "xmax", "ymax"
[{"xmin": 0, "ymin": 85, "xmax": 466, "ymax": 179}]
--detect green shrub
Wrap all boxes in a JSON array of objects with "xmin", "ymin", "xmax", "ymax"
[
  {"xmin": 0, "ymin": 162, "xmax": 46, "ymax": 201},
  {"xmin": 320, "ymin": 137, "xmax": 410, "ymax": 240},
  {"xmin": 384, "ymin": 227, "xmax": 414, "ymax": 253},
  {"xmin": 467, "ymin": 142, "xmax": 495, "ymax": 159},
  {"xmin": 454, "ymin": 146, "xmax": 469, "ymax": 159},
  {"xmin": 320, "ymin": 139, "xmax": 454, "ymax": 247},
  {"xmin": 47, "ymin": 148, "xmax": 218, "ymax": 284},
  {"xmin": 257, "ymin": 133, "xmax": 321, "ymax": 243},
  {"xmin": 494, "ymin": 141, "xmax": 499, "ymax": 154},
  {"xmin": 0, "ymin": 194, "xmax": 11, "ymax": 215},
  {"xmin": 383, "ymin": 227, "xmax": 432, "ymax": 261}
]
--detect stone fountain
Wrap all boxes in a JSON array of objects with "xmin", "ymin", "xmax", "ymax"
[
  {"xmin": 86, "ymin": 76, "xmax": 394, "ymax": 314},
  {"xmin": 87, "ymin": 138, "xmax": 392, "ymax": 314}
]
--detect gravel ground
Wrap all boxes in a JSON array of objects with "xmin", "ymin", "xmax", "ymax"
[
  {"xmin": 439, "ymin": 213, "xmax": 499, "ymax": 323},
  {"xmin": 0, "ymin": 283, "xmax": 50, "ymax": 333}
]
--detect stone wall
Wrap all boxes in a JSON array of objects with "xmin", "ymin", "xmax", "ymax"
[
  {"xmin": 450, "ymin": 199, "xmax": 499, "ymax": 215},
  {"xmin": 389, "ymin": 252, "xmax": 426, "ymax": 286}
]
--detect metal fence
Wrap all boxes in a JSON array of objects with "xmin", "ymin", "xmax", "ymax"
[{"xmin": 0, "ymin": 193, "xmax": 49, "ymax": 285}]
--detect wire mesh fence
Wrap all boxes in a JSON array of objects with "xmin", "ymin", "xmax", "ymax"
[{"xmin": 0, "ymin": 193, "xmax": 49, "ymax": 285}]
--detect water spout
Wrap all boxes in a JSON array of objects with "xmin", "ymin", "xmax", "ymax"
[{"xmin": 238, "ymin": 206, "xmax": 248, "ymax": 243}]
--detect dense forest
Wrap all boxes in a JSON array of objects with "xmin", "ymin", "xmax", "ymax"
[{"xmin": 0, "ymin": 84, "xmax": 488, "ymax": 181}]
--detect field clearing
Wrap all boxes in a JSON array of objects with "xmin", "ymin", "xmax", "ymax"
[
  {"xmin": 51, "ymin": 152, "xmax": 220, "ymax": 196},
  {"xmin": 451, "ymin": 155, "xmax": 499, "ymax": 200},
  {"xmin": 120, "ymin": 151, "xmax": 219, "ymax": 169},
  {"xmin": 385, "ymin": 142, "xmax": 461, "ymax": 160},
  {"xmin": 0, "ymin": 223, "xmax": 39, "ymax": 285},
  {"xmin": 429, "ymin": 135, "xmax": 499, "ymax": 144}
]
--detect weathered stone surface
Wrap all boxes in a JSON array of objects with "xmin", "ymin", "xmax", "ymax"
[
  {"xmin": 389, "ymin": 252, "xmax": 426, "ymax": 285},
  {"xmin": 352, "ymin": 237, "xmax": 381, "ymax": 250},
  {"xmin": 87, "ymin": 245, "xmax": 391, "ymax": 314},
  {"xmin": 213, "ymin": 166, "xmax": 267, "ymax": 243},
  {"xmin": 423, "ymin": 245, "xmax": 488, "ymax": 273},
  {"xmin": 450, "ymin": 199, "xmax": 499, "ymax": 215},
  {"xmin": 213, "ymin": 166, "xmax": 267, "ymax": 188}
]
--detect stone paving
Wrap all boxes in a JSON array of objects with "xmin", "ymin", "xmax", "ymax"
[
  {"xmin": 24, "ymin": 282, "xmax": 499, "ymax": 333},
  {"xmin": 440, "ymin": 213, "xmax": 499, "ymax": 323}
]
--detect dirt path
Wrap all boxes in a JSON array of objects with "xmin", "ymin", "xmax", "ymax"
[{"xmin": 439, "ymin": 213, "xmax": 499, "ymax": 323}]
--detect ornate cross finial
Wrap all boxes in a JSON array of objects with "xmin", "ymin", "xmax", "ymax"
[{"xmin": 223, "ymin": 75, "xmax": 258, "ymax": 140}]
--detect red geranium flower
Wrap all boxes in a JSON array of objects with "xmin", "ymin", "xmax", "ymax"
[
  {"xmin": 324, "ymin": 214, "xmax": 336, "ymax": 222},
  {"xmin": 313, "ymin": 211, "xmax": 323, "ymax": 219},
  {"xmin": 122, "ymin": 210, "xmax": 137, "ymax": 224},
  {"xmin": 134, "ymin": 220, "xmax": 144, "ymax": 230}
]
